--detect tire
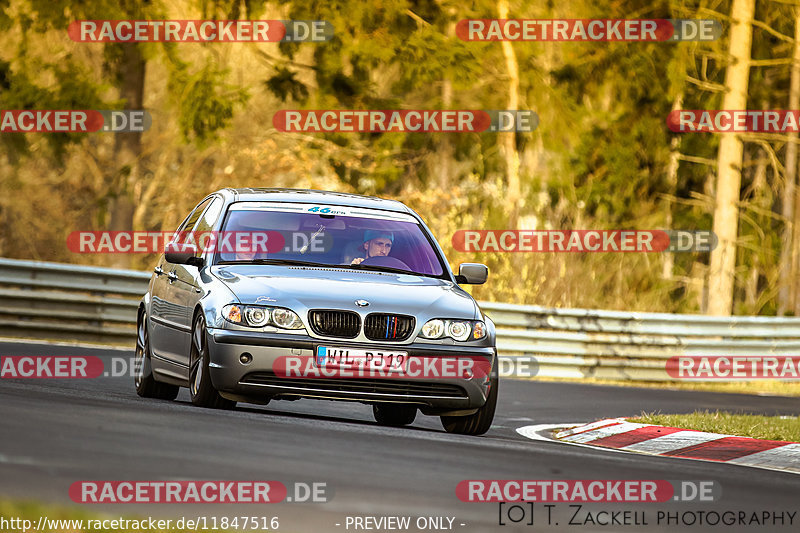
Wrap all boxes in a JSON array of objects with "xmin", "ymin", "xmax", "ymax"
[
  {"xmin": 189, "ymin": 314, "xmax": 236, "ymax": 409},
  {"xmin": 373, "ymin": 404, "xmax": 417, "ymax": 427},
  {"xmin": 134, "ymin": 311, "xmax": 179, "ymax": 401},
  {"xmin": 441, "ymin": 374, "xmax": 498, "ymax": 436}
]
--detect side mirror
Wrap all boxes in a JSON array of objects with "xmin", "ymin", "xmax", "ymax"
[
  {"xmin": 165, "ymin": 242, "xmax": 204, "ymax": 267},
  {"xmin": 455, "ymin": 263, "xmax": 488, "ymax": 285}
]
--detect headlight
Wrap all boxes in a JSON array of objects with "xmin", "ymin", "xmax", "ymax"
[
  {"xmin": 244, "ymin": 307, "xmax": 270, "ymax": 327},
  {"xmin": 223, "ymin": 304, "xmax": 304, "ymax": 330},
  {"xmin": 420, "ymin": 319, "xmax": 486, "ymax": 342},
  {"xmin": 271, "ymin": 308, "xmax": 304, "ymax": 329},
  {"xmin": 447, "ymin": 321, "xmax": 471, "ymax": 341},
  {"xmin": 421, "ymin": 319, "xmax": 445, "ymax": 339}
]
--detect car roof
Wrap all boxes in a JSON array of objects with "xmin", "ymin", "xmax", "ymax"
[{"xmin": 216, "ymin": 188, "xmax": 413, "ymax": 214}]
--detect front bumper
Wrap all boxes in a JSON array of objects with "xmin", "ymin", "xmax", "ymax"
[{"xmin": 207, "ymin": 328, "xmax": 496, "ymax": 410}]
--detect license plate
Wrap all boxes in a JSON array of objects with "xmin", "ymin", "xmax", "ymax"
[{"xmin": 315, "ymin": 346, "xmax": 408, "ymax": 372}]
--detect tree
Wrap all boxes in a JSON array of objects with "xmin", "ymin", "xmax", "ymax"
[
  {"xmin": 782, "ymin": 8, "xmax": 800, "ymax": 314},
  {"xmin": 497, "ymin": 0, "xmax": 521, "ymax": 227},
  {"xmin": 708, "ymin": 0, "xmax": 756, "ymax": 315},
  {"xmin": 1, "ymin": 0, "xmax": 249, "ymax": 267}
]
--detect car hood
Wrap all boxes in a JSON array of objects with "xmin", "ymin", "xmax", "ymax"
[{"xmin": 211, "ymin": 265, "xmax": 479, "ymax": 319}]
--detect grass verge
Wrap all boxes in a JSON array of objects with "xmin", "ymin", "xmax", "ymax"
[
  {"xmin": 532, "ymin": 376, "xmax": 800, "ymax": 397},
  {"xmin": 628, "ymin": 410, "xmax": 800, "ymax": 441}
]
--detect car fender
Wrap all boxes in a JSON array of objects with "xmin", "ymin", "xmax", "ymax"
[{"xmin": 194, "ymin": 266, "xmax": 239, "ymax": 329}]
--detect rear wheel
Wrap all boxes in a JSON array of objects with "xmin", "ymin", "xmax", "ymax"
[
  {"xmin": 441, "ymin": 375, "xmax": 498, "ymax": 436},
  {"xmin": 134, "ymin": 312, "xmax": 179, "ymax": 400},
  {"xmin": 189, "ymin": 314, "xmax": 236, "ymax": 409},
  {"xmin": 373, "ymin": 404, "xmax": 417, "ymax": 427}
]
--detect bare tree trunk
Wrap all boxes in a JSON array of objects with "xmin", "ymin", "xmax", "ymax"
[
  {"xmin": 746, "ymin": 148, "xmax": 767, "ymax": 310},
  {"xmin": 498, "ymin": 0, "xmax": 521, "ymax": 228},
  {"xmin": 784, "ymin": 9, "xmax": 800, "ymax": 314},
  {"xmin": 108, "ymin": 41, "xmax": 146, "ymax": 269},
  {"xmin": 436, "ymin": 18, "xmax": 455, "ymax": 192},
  {"xmin": 707, "ymin": 0, "xmax": 755, "ymax": 316},
  {"xmin": 663, "ymin": 93, "xmax": 684, "ymax": 280}
]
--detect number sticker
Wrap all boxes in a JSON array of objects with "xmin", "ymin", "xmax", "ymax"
[{"xmin": 306, "ymin": 205, "xmax": 348, "ymax": 216}]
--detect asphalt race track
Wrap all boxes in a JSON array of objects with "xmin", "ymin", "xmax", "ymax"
[{"xmin": 1, "ymin": 340, "xmax": 799, "ymax": 533}]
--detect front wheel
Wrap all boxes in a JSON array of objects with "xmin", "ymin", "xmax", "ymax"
[
  {"xmin": 441, "ymin": 375, "xmax": 498, "ymax": 436},
  {"xmin": 189, "ymin": 314, "xmax": 236, "ymax": 410}
]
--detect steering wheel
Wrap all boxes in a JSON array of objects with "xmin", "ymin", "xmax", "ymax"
[{"xmin": 360, "ymin": 255, "xmax": 411, "ymax": 270}]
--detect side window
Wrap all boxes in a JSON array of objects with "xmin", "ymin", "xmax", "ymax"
[
  {"xmin": 172, "ymin": 198, "xmax": 213, "ymax": 244},
  {"xmin": 192, "ymin": 197, "xmax": 224, "ymax": 233},
  {"xmin": 190, "ymin": 197, "xmax": 225, "ymax": 257}
]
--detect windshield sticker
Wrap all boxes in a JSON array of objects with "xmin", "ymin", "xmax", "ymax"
[{"xmin": 231, "ymin": 202, "xmax": 418, "ymax": 223}]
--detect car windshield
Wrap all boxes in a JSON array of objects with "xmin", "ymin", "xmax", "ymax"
[{"xmin": 213, "ymin": 202, "xmax": 446, "ymax": 277}]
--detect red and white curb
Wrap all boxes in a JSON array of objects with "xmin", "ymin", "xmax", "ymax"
[{"xmin": 517, "ymin": 418, "xmax": 800, "ymax": 474}]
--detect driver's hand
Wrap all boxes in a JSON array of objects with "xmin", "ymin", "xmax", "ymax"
[{"xmin": 351, "ymin": 257, "xmax": 364, "ymax": 265}]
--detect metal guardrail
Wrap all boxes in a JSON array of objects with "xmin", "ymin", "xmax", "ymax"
[
  {"xmin": 2, "ymin": 257, "xmax": 800, "ymax": 381},
  {"xmin": 482, "ymin": 302, "xmax": 800, "ymax": 380},
  {"xmin": 0, "ymin": 258, "xmax": 148, "ymax": 344}
]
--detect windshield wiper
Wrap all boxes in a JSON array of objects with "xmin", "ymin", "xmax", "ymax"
[
  {"xmin": 219, "ymin": 259, "xmax": 331, "ymax": 268},
  {"xmin": 347, "ymin": 263, "xmax": 422, "ymax": 276}
]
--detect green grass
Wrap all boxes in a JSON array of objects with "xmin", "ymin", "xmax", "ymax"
[
  {"xmin": 0, "ymin": 499, "xmax": 94, "ymax": 524},
  {"xmin": 533, "ymin": 376, "xmax": 800, "ymax": 397},
  {"xmin": 628, "ymin": 411, "xmax": 800, "ymax": 442}
]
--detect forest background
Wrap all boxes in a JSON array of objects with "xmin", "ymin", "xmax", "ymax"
[{"xmin": 0, "ymin": 0, "xmax": 796, "ymax": 316}]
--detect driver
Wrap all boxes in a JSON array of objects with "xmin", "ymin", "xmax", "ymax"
[{"xmin": 351, "ymin": 230, "xmax": 393, "ymax": 265}]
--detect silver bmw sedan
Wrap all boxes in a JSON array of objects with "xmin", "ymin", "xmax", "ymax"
[{"xmin": 135, "ymin": 188, "xmax": 497, "ymax": 435}]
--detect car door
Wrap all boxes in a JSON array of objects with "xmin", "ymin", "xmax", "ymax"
[
  {"xmin": 149, "ymin": 197, "xmax": 213, "ymax": 369},
  {"xmin": 171, "ymin": 196, "xmax": 225, "ymax": 368}
]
